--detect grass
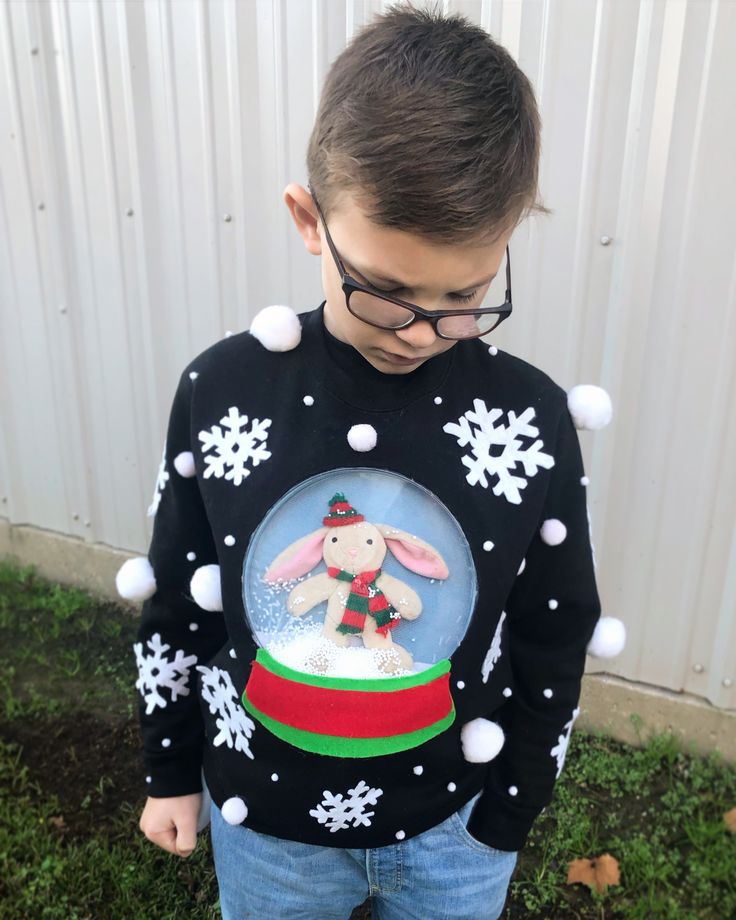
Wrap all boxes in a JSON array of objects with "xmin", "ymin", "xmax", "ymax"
[{"xmin": 0, "ymin": 559, "xmax": 734, "ymax": 919}]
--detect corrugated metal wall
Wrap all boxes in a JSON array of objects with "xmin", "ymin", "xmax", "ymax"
[{"xmin": 1, "ymin": 0, "xmax": 734, "ymax": 711}]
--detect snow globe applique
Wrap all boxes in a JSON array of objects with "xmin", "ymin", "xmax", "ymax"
[{"xmin": 241, "ymin": 468, "xmax": 478, "ymax": 757}]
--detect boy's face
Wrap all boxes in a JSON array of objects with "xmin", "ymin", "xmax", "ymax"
[{"xmin": 285, "ymin": 184, "xmax": 513, "ymax": 375}]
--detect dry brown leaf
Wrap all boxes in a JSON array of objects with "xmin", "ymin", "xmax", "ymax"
[
  {"xmin": 567, "ymin": 853, "xmax": 621, "ymax": 894},
  {"xmin": 724, "ymin": 808, "xmax": 736, "ymax": 832}
]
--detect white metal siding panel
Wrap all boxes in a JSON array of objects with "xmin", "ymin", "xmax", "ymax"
[{"xmin": 0, "ymin": 0, "xmax": 733, "ymax": 709}]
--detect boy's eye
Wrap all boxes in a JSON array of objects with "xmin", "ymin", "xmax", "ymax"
[
  {"xmin": 379, "ymin": 285, "xmax": 479, "ymax": 304},
  {"xmin": 331, "ymin": 536, "xmax": 338, "ymax": 543},
  {"xmin": 367, "ymin": 539, "xmax": 373, "ymax": 545},
  {"xmin": 450, "ymin": 290, "xmax": 479, "ymax": 304}
]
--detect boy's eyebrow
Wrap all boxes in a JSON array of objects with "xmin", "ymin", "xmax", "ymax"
[{"xmin": 345, "ymin": 258, "xmax": 496, "ymax": 292}]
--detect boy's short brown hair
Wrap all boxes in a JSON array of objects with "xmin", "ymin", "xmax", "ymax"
[{"xmin": 306, "ymin": 1, "xmax": 550, "ymax": 246}]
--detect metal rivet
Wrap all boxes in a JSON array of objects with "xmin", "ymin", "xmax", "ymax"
[
  {"xmin": 692, "ymin": 663, "xmax": 705, "ymax": 673},
  {"xmin": 31, "ymin": 47, "xmax": 39, "ymax": 55},
  {"xmin": 1, "ymin": 497, "xmax": 7, "ymax": 503},
  {"xmin": 126, "ymin": 208, "xmax": 134, "ymax": 217},
  {"xmin": 223, "ymin": 213, "xmax": 232, "ymax": 222},
  {"xmin": 600, "ymin": 235, "xmax": 613, "ymax": 246},
  {"xmin": 84, "ymin": 520, "xmax": 91, "ymax": 527},
  {"xmin": 723, "ymin": 678, "xmax": 733, "ymax": 688},
  {"xmin": 37, "ymin": 202, "xmax": 45, "ymax": 210},
  {"xmin": 59, "ymin": 305, "xmax": 67, "ymax": 314},
  {"xmin": 72, "ymin": 513, "xmax": 79, "ymax": 521}
]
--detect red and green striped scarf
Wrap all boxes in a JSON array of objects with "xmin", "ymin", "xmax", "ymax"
[{"xmin": 327, "ymin": 567, "xmax": 400, "ymax": 636}]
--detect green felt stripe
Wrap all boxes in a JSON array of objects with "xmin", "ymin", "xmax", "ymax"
[
  {"xmin": 255, "ymin": 648, "xmax": 451, "ymax": 691},
  {"xmin": 241, "ymin": 694, "xmax": 456, "ymax": 757}
]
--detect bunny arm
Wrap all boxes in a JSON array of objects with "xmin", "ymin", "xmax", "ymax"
[
  {"xmin": 287, "ymin": 572, "xmax": 335, "ymax": 616},
  {"xmin": 375, "ymin": 572, "xmax": 422, "ymax": 620}
]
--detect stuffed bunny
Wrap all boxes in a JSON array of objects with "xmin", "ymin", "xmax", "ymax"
[{"xmin": 264, "ymin": 493, "xmax": 449, "ymax": 674}]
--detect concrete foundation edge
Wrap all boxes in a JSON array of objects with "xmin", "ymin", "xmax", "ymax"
[{"xmin": 2, "ymin": 518, "xmax": 734, "ymax": 763}]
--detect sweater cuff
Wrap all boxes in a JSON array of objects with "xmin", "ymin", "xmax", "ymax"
[
  {"xmin": 466, "ymin": 790, "xmax": 543, "ymax": 852},
  {"xmin": 143, "ymin": 745, "xmax": 204, "ymax": 798}
]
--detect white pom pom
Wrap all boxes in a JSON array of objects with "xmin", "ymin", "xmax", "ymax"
[
  {"xmin": 173, "ymin": 451, "xmax": 196, "ymax": 477},
  {"xmin": 347, "ymin": 424, "xmax": 377, "ymax": 452},
  {"xmin": 221, "ymin": 796, "xmax": 248, "ymax": 825},
  {"xmin": 461, "ymin": 718, "xmax": 505, "ymax": 763},
  {"xmin": 190, "ymin": 564, "xmax": 223, "ymax": 612},
  {"xmin": 567, "ymin": 385, "xmax": 613, "ymax": 431},
  {"xmin": 541, "ymin": 518, "xmax": 567, "ymax": 546},
  {"xmin": 115, "ymin": 557, "xmax": 156, "ymax": 601},
  {"xmin": 250, "ymin": 304, "xmax": 301, "ymax": 352},
  {"xmin": 587, "ymin": 616, "xmax": 626, "ymax": 658}
]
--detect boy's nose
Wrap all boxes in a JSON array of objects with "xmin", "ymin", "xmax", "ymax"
[
  {"xmin": 348, "ymin": 547, "xmax": 358, "ymax": 557},
  {"xmin": 393, "ymin": 318, "xmax": 438, "ymax": 350}
]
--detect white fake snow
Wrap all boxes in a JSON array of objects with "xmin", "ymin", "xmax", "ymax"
[
  {"xmin": 543, "ymin": 688, "xmax": 553, "ymax": 698},
  {"xmin": 548, "ymin": 599, "xmax": 559, "ymax": 610},
  {"xmin": 266, "ymin": 628, "xmax": 414, "ymax": 679},
  {"xmin": 396, "ymin": 830, "xmax": 406, "ymax": 840},
  {"xmin": 461, "ymin": 718, "xmax": 505, "ymax": 763},
  {"xmin": 173, "ymin": 451, "xmax": 196, "ymax": 477},
  {"xmin": 587, "ymin": 616, "xmax": 626, "ymax": 658},
  {"xmin": 190, "ymin": 564, "xmax": 223, "ymax": 612},
  {"xmin": 347, "ymin": 424, "xmax": 377, "ymax": 452},
  {"xmin": 250, "ymin": 304, "xmax": 301, "ymax": 352},
  {"xmin": 483, "ymin": 540, "xmax": 494, "ymax": 551},
  {"xmin": 567, "ymin": 384, "xmax": 613, "ymax": 430},
  {"xmin": 221, "ymin": 796, "xmax": 248, "ymax": 825},
  {"xmin": 187, "ymin": 552, "xmax": 197, "ymax": 562},
  {"xmin": 413, "ymin": 766, "xmax": 424, "ymax": 776},
  {"xmin": 508, "ymin": 786, "xmax": 518, "ymax": 796},
  {"xmin": 224, "ymin": 535, "xmax": 236, "ymax": 546},
  {"xmin": 303, "ymin": 395, "xmax": 314, "ymax": 406},
  {"xmin": 541, "ymin": 518, "xmax": 567, "ymax": 546},
  {"xmin": 116, "ymin": 557, "xmax": 156, "ymax": 602}
]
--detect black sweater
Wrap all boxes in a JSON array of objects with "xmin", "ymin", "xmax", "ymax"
[{"xmin": 134, "ymin": 302, "xmax": 600, "ymax": 852}]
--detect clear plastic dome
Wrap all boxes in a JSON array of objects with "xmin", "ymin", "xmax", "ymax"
[{"xmin": 243, "ymin": 468, "xmax": 478, "ymax": 679}]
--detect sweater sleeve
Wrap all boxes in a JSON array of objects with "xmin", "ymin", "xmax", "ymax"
[
  {"xmin": 467, "ymin": 397, "xmax": 601, "ymax": 851},
  {"xmin": 133, "ymin": 369, "xmax": 228, "ymax": 798}
]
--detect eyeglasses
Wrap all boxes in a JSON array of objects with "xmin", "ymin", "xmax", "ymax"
[{"xmin": 309, "ymin": 184, "xmax": 512, "ymax": 341}]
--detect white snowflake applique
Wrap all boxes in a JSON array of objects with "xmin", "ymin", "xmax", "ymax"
[
  {"xmin": 309, "ymin": 780, "xmax": 383, "ymax": 833},
  {"xmin": 443, "ymin": 400, "xmax": 554, "ymax": 504},
  {"xmin": 147, "ymin": 442, "xmax": 170, "ymax": 516},
  {"xmin": 134, "ymin": 633, "xmax": 198, "ymax": 714},
  {"xmin": 551, "ymin": 705, "xmax": 581, "ymax": 778},
  {"xmin": 197, "ymin": 664, "xmax": 255, "ymax": 758},
  {"xmin": 198, "ymin": 407, "xmax": 272, "ymax": 486},
  {"xmin": 481, "ymin": 611, "xmax": 506, "ymax": 683}
]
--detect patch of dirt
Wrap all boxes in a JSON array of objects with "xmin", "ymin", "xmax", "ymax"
[{"xmin": 1, "ymin": 709, "xmax": 146, "ymax": 840}]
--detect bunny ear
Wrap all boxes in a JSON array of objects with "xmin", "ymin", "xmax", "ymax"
[
  {"xmin": 264, "ymin": 528, "xmax": 328, "ymax": 583},
  {"xmin": 375, "ymin": 524, "xmax": 450, "ymax": 579}
]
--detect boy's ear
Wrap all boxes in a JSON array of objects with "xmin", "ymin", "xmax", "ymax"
[{"xmin": 283, "ymin": 183, "xmax": 322, "ymax": 256}]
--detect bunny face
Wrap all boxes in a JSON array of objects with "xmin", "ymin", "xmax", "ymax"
[{"xmin": 322, "ymin": 521, "xmax": 387, "ymax": 575}]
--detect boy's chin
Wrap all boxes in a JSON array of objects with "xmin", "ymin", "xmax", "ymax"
[{"xmin": 363, "ymin": 348, "xmax": 428, "ymax": 374}]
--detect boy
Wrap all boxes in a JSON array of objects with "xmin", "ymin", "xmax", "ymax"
[{"xmin": 120, "ymin": 4, "xmax": 616, "ymax": 918}]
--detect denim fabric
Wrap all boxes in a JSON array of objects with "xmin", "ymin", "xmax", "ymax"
[{"xmin": 210, "ymin": 792, "xmax": 517, "ymax": 920}]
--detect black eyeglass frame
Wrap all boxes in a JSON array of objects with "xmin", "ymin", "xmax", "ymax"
[{"xmin": 309, "ymin": 184, "xmax": 512, "ymax": 341}]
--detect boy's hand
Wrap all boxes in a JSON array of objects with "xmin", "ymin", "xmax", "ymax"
[{"xmin": 139, "ymin": 793, "xmax": 202, "ymax": 857}]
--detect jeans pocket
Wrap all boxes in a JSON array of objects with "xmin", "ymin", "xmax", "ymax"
[{"xmin": 451, "ymin": 794, "xmax": 517, "ymax": 858}]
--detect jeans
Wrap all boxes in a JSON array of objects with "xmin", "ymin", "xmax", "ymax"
[{"xmin": 210, "ymin": 792, "xmax": 517, "ymax": 920}]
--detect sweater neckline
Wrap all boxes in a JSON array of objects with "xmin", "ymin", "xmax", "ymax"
[{"xmin": 305, "ymin": 301, "xmax": 456, "ymax": 412}]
